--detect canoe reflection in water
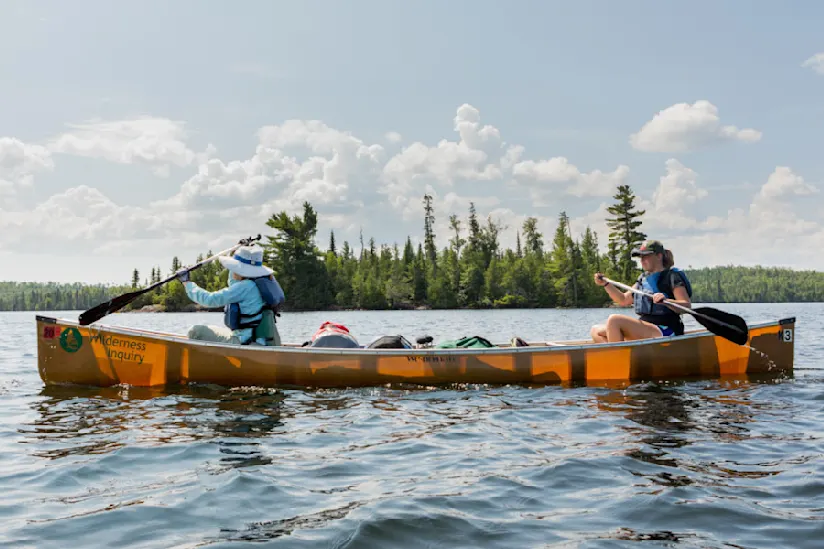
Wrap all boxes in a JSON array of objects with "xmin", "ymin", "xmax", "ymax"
[
  {"xmin": 594, "ymin": 376, "xmax": 786, "ymax": 490},
  {"xmin": 20, "ymin": 384, "xmax": 296, "ymax": 470}
]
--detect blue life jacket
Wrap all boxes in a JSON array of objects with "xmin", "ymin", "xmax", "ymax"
[
  {"xmin": 633, "ymin": 268, "xmax": 692, "ymax": 334},
  {"xmin": 224, "ymin": 276, "xmax": 285, "ymax": 332}
]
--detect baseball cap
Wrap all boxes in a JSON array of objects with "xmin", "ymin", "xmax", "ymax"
[{"xmin": 631, "ymin": 239, "xmax": 665, "ymax": 257}]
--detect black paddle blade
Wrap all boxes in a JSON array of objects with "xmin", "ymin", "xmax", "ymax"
[
  {"xmin": 692, "ymin": 306, "xmax": 749, "ymax": 345},
  {"xmin": 78, "ymin": 290, "xmax": 146, "ymax": 326}
]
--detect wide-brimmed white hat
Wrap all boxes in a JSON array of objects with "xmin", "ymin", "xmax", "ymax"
[{"xmin": 218, "ymin": 245, "xmax": 274, "ymax": 278}]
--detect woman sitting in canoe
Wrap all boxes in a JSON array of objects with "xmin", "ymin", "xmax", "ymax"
[
  {"xmin": 176, "ymin": 245, "xmax": 285, "ymax": 346},
  {"xmin": 590, "ymin": 239, "xmax": 692, "ymax": 343}
]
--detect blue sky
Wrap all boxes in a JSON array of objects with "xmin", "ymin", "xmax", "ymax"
[{"xmin": 1, "ymin": 0, "xmax": 823, "ymax": 283}]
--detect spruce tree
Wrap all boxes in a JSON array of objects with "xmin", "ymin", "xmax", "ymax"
[
  {"xmin": 329, "ymin": 230, "xmax": 337, "ymax": 256},
  {"xmin": 423, "ymin": 194, "xmax": 437, "ymax": 273},
  {"xmin": 522, "ymin": 216, "xmax": 543, "ymax": 257},
  {"xmin": 606, "ymin": 184, "xmax": 646, "ymax": 281}
]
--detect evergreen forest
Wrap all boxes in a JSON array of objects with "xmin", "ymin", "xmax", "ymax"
[{"xmin": 2, "ymin": 186, "xmax": 822, "ymax": 312}]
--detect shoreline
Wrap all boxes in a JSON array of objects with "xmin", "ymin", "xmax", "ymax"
[{"xmin": 122, "ymin": 303, "xmax": 624, "ymax": 314}]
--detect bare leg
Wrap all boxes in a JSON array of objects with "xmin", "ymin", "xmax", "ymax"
[
  {"xmin": 605, "ymin": 314, "xmax": 663, "ymax": 342},
  {"xmin": 590, "ymin": 324, "xmax": 608, "ymax": 343}
]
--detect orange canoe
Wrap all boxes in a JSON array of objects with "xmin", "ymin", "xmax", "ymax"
[{"xmin": 35, "ymin": 315, "xmax": 795, "ymax": 389}]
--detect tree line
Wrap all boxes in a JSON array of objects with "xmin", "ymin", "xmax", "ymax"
[
  {"xmin": 0, "ymin": 282, "xmax": 132, "ymax": 312},
  {"xmin": 1, "ymin": 185, "xmax": 822, "ymax": 312}
]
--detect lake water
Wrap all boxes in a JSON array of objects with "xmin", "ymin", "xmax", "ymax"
[{"xmin": 2, "ymin": 304, "xmax": 823, "ymax": 548}]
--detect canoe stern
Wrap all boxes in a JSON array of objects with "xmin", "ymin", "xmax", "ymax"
[{"xmin": 36, "ymin": 316, "xmax": 171, "ymax": 387}]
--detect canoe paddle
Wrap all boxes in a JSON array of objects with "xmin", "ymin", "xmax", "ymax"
[
  {"xmin": 77, "ymin": 235, "xmax": 262, "ymax": 326},
  {"xmin": 600, "ymin": 276, "xmax": 750, "ymax": 346}
]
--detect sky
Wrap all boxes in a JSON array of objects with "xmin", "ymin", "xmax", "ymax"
[{"xmin": 1, "ymin": 0, "xmax": 824, "ymax": 284}]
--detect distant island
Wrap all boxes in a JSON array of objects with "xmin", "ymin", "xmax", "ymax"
[{"xmin": 3, "ymin": 189, "xmax": 822, "ymax": 312}]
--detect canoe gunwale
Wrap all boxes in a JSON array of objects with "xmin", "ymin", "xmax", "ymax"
[{"xmin": 35, "ymin": 314, "xmax": 796, "ymax": 356}]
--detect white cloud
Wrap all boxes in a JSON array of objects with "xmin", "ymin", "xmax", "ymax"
[
  {"xmin": 802, "ymin": 52, "xmax": 824, "ymax": 75},
  {"xmin": 568, "ymin": 202, "xmax": 610, "ymax": 244},
  {"xmin": 385, "ymin": 131, "xmax": 403, "ymax": 144},
  {"xmin": 158, "ymin": 118, "xmax": 387, "ymax": 219},
  {"xmin": 48, "ymin": 117, "xmax": 211, "ymax": 177},
  {"xmin": 572, "ymin": 165, "xmax": 631, "ymax": 198},
  {"xmin": 0, "ymin": 137, "xmax": 54, "ymax": 196},
  {"xmin": 5, "ymin": 103, "xmax": 823, "ymax": 281},
  {"xmin": 0, "ymin": 185, "xmax": 169, "ymax": 252},
  {"xmin": 571, "ymin": 161, "xmax": 823, "ymax": 270},
  {"xmin": 453, "ymin": 103, "xmax": 502, "ymax": 154},
  {"xmin": 630, "ymin": 100, "xmax": 762, "ymax": 153},
  {"xmin": 512, "ymin": 157, "xmax": 630, "ymax": 198},
  {"xmin": 0, "ymin": 104, "xmax": 680, "ymax": 264},
  {"xmin": 439, "ymin": 192, "xmax": 502, "ymax": 227},
  {"xmin": 380, "ymin": 104, "xmax": 510, "ymax": 220},
  {"xmin": 500, "ymin": 145, "xmax": 524, "ymax": 171},
  {"xmin": 382, "ymin": 104, "xmax": 628, "ymax": 219},
  {"xmin": 756, "ymin": 166, "xmax": 818, "ymax": 200},
  {"xmin": 381, "ymin": 103, "xmax": 505, "ymax": 191},
  {"xmin": 642, "ymin": 159, "xmax": 710, "ymax": 230},
  {"xmin": 382, "ymin": 141, "xmax": 496, "ymax": 187},
  {"xmin": 512, "ymin": 157, "xmax": 580, "ymax": 182},
  {"xmin": 7, "ymin": 103, "xmax": 626, "ymax": 265}
]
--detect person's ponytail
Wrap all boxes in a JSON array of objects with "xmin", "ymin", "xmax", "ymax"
[{"xmin": 663, "ymin": 249, "xmax": 674, "ymax": 269}]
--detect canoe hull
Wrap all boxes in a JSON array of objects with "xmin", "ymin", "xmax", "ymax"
[{"xmin": 35, "ymin": 315, "xmax": 796, "ymax": 389}]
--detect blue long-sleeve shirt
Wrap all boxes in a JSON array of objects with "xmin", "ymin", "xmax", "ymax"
[{"xmin": 183, "ymin": 277, "xmax": 265, "ymax": 343}]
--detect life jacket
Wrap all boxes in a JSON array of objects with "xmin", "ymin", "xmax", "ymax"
[
  {"xmin": 632, "ymin": 268, "xmax": 692, "ymax": 335},
  {"xmin": 223, "ymin": 276, "xmax": 286, "ymax": 344}
]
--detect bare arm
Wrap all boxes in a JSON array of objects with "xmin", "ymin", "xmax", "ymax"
[
  {"xmin": 594, "ymin": 272, "xmax": 634, "ymax": 307},
  {"xmin": 605, "ymin": 282, "xmax": 634, "ymax": 307},
  {"xmin": 661, "ymin": 285, "xmax": 691, "ymax": 313}
]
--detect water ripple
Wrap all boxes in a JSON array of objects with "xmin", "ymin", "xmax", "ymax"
[{"xmin": 2, "ymin": 308, "xmax": 824, "ymax": 548}]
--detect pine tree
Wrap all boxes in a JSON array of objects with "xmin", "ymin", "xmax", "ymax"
[
  {"xmin": 479, "ymin": 215, "xmax": 503, "ymax": 269},
  {"xmin": 580, "ymin": 226, "xmax": 604, "ymax": 307},
  {"xmin": 550, "ymin": 212, "xmax": 580, "ymax": 307},
  {"xmin": 131, "ymin": 269, "xmax": 140, "ymax": 289},
  {"xmin": 329, "ymin": 230, "xmax": 337, "ymax": 256},
  {"xmin": 413, "ymin": 243, "xmax": 427, "ymax": 303},
  {"xmin": 448, "ymin": 214, "xmax": 465, "ymax": 257},
  {"xmin": 606, "ymin": 184, "xmax": 646, "ymax": 282},
  {"xmin": 522, "ymin": 216, "xmax": 543, "ymax": 257},
  {"xmin": 423, "ymin": 194, "xmax": 437, "ymax": 274},
  {"xmin": 402, "ymin": 237, "xmax": 415, "ymax": 267},
  {"xmin": 264, "ymin": 201, "xmax": 333, "ymax": 310}
]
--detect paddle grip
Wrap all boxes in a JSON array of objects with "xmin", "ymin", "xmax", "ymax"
[{"xmin": 239, "ymin": 234, "xmax": 262, "ymax": 246}]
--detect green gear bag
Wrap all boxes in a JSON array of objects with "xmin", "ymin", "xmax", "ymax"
[{"xmin": 253, "ymin": 309, "xmax": 278, "ymax": 346}]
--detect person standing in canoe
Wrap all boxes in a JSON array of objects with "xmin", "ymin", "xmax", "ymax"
[
  {"xmin": 175, "ymin": 245, "xmax": 285, "ymax": 346},
  {"xmin": 590, "ymin": 239, "xmax": 693, "ymax": 343}
]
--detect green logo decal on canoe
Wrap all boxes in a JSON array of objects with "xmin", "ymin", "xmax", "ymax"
[{"xmin": 60, "ymin": 327, "xmax": 83, "ymax": 353}]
